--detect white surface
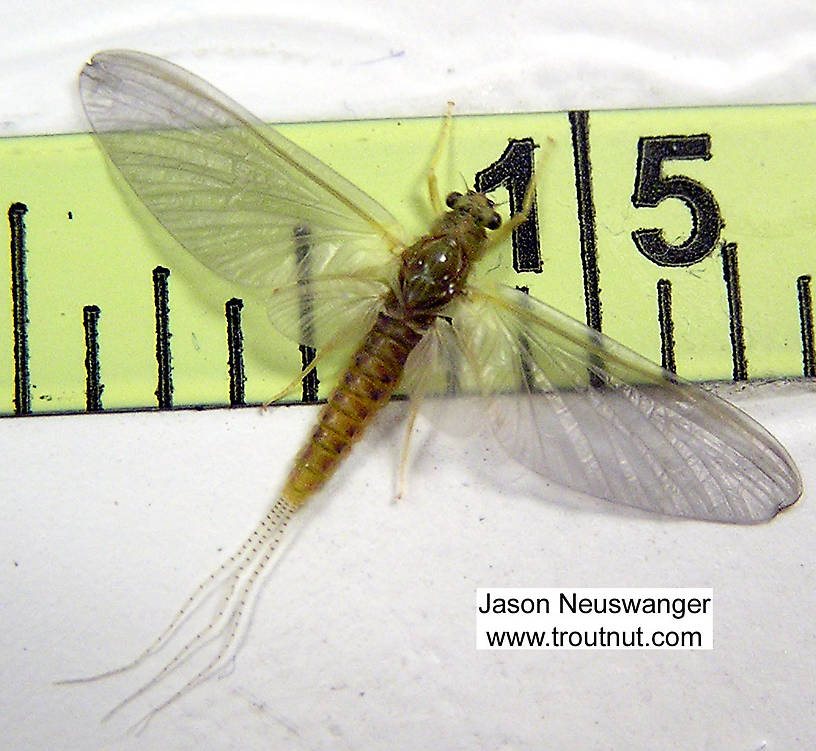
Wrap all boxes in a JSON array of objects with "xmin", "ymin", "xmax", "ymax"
[{"xmin": 1, "ymin": 2, "xmax": 815, "ymax": 750}]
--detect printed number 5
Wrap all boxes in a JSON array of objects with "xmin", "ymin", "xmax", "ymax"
[{"xmin": 631, "ymin": 135, "xmax": 723, "ymax": 267}]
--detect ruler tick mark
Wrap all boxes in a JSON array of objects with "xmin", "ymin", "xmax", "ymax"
[
  {"xmin": 225, "ymin": 298, "xmax": 246, "ymax": 406},
  {"xmin": 797, "ymin": 274, "xmax": 814, "ymax": 377},
  {"xmin": 656, "ymin": 279, "xmax": 677, "ymax": 374},
  {"xmin": 294, "ymin": 225, "xmax": 319, "ymax": 404},
  {"xmin": 569, "ymin": 111, "xmax": 602, "ymax": 335},
  {"xmin": 8, "ymin": 202, "xmax": 30, "ymax": 416},
  {"xmin": 83, "ymin": 305, "xmax": 103, "ymax": 411},
  {"xmin": 720, "ymin": 241, "xmax": 747, "ymax": 381},
  {"xmin": 152, "ymin": 266, "xmax": 173, "ymax": 409},
  {"xmin": 569, "ymin": 111, "xmax": 605, "ymax": 389}
]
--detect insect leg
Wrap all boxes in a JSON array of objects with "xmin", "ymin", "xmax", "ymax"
[
  {"xmin": 484, "ymin": 136, "xmax": 554, "ymax": 251},
  {"xmin": 394, "ymin": 401, "xmax": 420, "ymax": 501},
  {"xmin": 262, "ymin": 325, "xmax": 354, "ymax": 408},
  {"xmin": 484, "ymin": 168, "xmax": 540, "ymax": 251},
  {"xmin": 262, "ymin": 348, "xmax": 323, "ymax": 407},
  {"xmin": 427, "ymin": 101, "xmax": 455, "ymax": 214}
]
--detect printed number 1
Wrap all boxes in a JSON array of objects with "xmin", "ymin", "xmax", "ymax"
[{"xmin": 475, "ymin": 137, "xmax": 541, "ymax": 273}]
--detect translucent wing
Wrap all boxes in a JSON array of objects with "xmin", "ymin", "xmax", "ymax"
[
  {"xmin": 78, "ymin": 50, "xmax": 403, "ymax": 343},
  {"xmin": 402, "ymin": 315, "xmax": 489, "ymax": 437},
  {"xmin": 404, "ymin": 284, "xmax": 801, "ymax": 523},
  {"xmin": 265, "ymin": 275, "xmax": 390, "ymax": 349}
]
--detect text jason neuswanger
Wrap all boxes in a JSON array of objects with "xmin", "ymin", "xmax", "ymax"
[{"xmin": 479, "ymin": 591, "xmax": 711, "ymax": 619}]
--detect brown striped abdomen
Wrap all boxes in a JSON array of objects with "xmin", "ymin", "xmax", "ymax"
[{"xmin": 281, "ymin": 311, "xmax": 430, "ymax": 507}]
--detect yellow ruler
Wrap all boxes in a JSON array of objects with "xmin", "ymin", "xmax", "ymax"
[{"xmin": 1, "ymin": 104, "xmax": 814, "ymax": 416}]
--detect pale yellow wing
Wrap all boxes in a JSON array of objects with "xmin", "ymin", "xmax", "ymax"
[
  {"xmin": 403, "ymin": 283, "xmax": 801, "ymax": 523},
  {"xmin": 79, "ymin": 50, "xmax": 403, "ymax": 345}
]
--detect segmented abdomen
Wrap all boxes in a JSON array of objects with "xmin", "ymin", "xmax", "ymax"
[{"xmin": 281, "ymin": 311, "xmax": 430, "ymax": 507}]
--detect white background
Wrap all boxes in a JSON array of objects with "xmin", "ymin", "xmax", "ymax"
[{"xmin": 1, "ymin": 2, "xmax": 815, "ymax": 750}]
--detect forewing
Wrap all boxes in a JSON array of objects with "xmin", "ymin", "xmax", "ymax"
[
  {"xmin": 414, "ymin": 284, "xmax": 801, "ymax": 524},
  {"xmin": 79, "ymin": 50, "xmax": 403, "ymax": 342}
]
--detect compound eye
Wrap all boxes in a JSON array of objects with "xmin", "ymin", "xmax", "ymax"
[
  {"xmin": 485, "ymin": 212, "xmax": 502, "ymax": 230},
  {"xmin": 445, "ymin": 191, "xmax": 463, "ymax": 209}
]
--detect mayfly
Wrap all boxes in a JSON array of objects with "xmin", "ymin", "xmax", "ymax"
[{"xmin": 66, "ymin": 50, "xmax": 802, "ymax": 727}]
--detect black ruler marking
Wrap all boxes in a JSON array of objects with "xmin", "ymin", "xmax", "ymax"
[
  {"xmin": 152, "ymin": 266, "xmax": 173, "ymax": 409},
  {"xmin": 294, "ymin": 225, "xmax": 319, "ymax": 404},
  {"xmin": 8, "ymin": 203, "xmax": 30, "ymax": 415},
  {"xmin": 656, "ymin": 279, "xmax": 677, "ymax": 374},
  {"xmin": 569, "ymin": 111, "xmax": 605, "ymax": 389},
  {"xmin": 474, "ymin": 137, "xmax": 542, "ymax": 273},
  {"xmin": 83, "ymin": 305, "xmax": 103, "ymax": 412},
  {"xmin": 797, "ymin": 274, "xmax": 815, "ymax": 378},
  {"xmin": 225, "ymin": 297, "xmax": 246, "ymax": 407},
  {"xmin": 720, "ymin": 241, "xmax": 747, "ymax": 381},
  {"xmin": 299, "ymin": 344, "xmax": 319, "ymax": 403},
  {"xmin": 514, "ymin": 285, "xmax": 538, "ymax": 392},
  {"xmin": 569, "ymin": 111, "xmax": 602, "ymax": 334}
]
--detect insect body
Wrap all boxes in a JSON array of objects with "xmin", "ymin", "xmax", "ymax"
[
  {"xmin": 286, "ymin": 190, "xmax": 500, "ymax": 505},
  {"xmin": 70, "ymin": 50, "xmax": 802, "ymax": 726}
]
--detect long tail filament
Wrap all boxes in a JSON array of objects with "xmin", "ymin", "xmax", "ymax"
[{"xmin": 57, "ymin": 496, "xmax": 299, "ymax": 733}]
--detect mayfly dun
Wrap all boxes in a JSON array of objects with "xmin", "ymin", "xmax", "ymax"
[{"xmin": 63, "ymin": 50, "xmax": 802, "ymax": 728}]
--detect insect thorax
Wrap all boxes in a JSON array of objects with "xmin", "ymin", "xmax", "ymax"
[
  {"xmin": 397, "ymin": 208, "xmax": 490, "ymax": 314},
  {"xmin": 397, "ymin": 235, "xmax": 467, "ymax": 313}
]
